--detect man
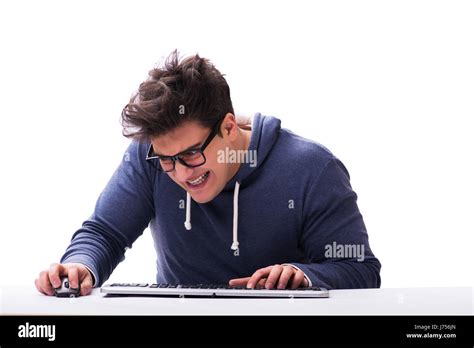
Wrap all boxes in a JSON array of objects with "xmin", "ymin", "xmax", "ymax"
[{"xmin": 35, "ymin": 51, "xmax": 381, "ymax": 296}]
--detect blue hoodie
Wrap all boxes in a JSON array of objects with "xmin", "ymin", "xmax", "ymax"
[{"xmin": 61, "ymin": 113, "xmax": 381, "ymax": 289}]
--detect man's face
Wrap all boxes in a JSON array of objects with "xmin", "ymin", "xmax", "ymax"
[{"xmin": 150, "ymin": 118, "xmax": 237, "ymax": 203}]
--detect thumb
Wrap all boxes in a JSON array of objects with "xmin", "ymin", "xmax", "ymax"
[
  {"xmin": 79, "ymin": 269, "xmax": 94, "ymax": 296},
  {"xmin": 77, "ymin": 264, "xmax": 91, "ymax": 278}
]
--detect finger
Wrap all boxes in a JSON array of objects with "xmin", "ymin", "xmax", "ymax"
[
  {"xmin": 39, "ymin": 271, "xmax": 55, "ymax": 296},
  {"xmin": 68, "ymin": 266, "xmax": 80, "ymax": 289},
  {"xmin": 48, "ymin": 263, "xmax": 66, "ymax": 289},
  {"xmin": 35, "ymin": 278, "xmax": 47, "ymax": 295},
  {"xmin": 277, "ymin": 266, "xmax": 296, "ymax": 289},
  {"xmin": 290, "ymin": 270, "xmax": 306, "ymax": 289},
  {"xmin": 248, "ymin": 278, "xmax": 267, "ymax": 289},
  {"xmin": 228, "ymin": 277, "xmax": 251, "ymax": 286},
  {"xmin": 79, "ymin": 271, "xmax": 93, "ymax": 296},
  {"xmin": 247, "ymin": 266, "xmax": 273, "ymax": 289},
  {"xmin": 256, "ymin": 278, "xmax": 266, "ymax": 289},
  {"xmin": 265, "ymin": 265, "xmax": 284, "ymax": 289}
]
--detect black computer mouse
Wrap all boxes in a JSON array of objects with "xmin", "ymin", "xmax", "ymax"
[{"xmin": 54, "ymin": 277, "xmax": 81, "ymax": 298}]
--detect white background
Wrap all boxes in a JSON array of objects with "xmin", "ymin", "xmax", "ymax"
[{"xmin": 0, "ymin": 0, "xmax": 473, "ymax": 289}]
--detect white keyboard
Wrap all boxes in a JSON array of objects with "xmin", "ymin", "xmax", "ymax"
[{"xmin": 101, "ymin": 283, "xmax": 330, "ymax": 298}]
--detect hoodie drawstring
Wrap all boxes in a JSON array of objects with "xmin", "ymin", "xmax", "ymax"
[
  {"xmin": 231, "ymin": 181, "xmax": 240, "ymax": 255},
  {"xmin": 183, "ymin": 181, "xmax": 241, "ymax": 256},
  {"xmin": 184, "ymin": 192, "xmax": 192, "ymax": 230}
]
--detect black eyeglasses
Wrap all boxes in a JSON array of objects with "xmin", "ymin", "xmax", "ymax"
[{"xmin": 146, "ymin": 117, "xmax": 223, "ymax": 172}]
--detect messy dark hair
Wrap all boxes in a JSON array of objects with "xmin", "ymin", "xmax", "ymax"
[{"xmin": 121, "ymin": 50, "xmax": 234, "ymax": 142}]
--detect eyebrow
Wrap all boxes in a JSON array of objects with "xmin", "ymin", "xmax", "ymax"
[{"xmin": 154, "ymin": 142, "xmax": 202, "ymax": 157}]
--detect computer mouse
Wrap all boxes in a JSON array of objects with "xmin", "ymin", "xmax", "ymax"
[{"xmin": 54, "ymin": 277, "xmax": 81, "ymax": 298}]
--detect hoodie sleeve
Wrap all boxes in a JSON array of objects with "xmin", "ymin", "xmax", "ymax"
[
  {"xmin": 290, "ymin": 157, "xmax": 381, "ymax": 289},
  {"xmin": 60, "ymin": 141, "xmax": 155, "ymax": 286}
]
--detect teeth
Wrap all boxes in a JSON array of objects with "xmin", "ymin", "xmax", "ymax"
[{"xmin": 187, "ymin": 172, "xmax": 209, "ymax": 186}]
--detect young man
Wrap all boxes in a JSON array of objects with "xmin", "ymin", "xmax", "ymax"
[{"xmin": 35, "ymin": 51, "xmax": 381, "ymax": 296}]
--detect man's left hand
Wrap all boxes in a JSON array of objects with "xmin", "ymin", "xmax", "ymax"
[{"xmin": 229, "ymin": 264, "xmax": 309, "ymax": 289}]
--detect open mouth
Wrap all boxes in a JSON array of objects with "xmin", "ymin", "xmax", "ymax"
[{"xmin": 186, "ymin": 171, "xmax": 210, "ymax": 189}]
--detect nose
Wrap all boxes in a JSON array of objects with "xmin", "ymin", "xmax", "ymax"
[{"xmin": 174, "ymin": 161, "xmax": 194, "ymax": 182}]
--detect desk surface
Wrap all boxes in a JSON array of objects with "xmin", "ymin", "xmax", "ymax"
[{"xmin": 1, "ymin": 286, "xmax": 472, "ymax": 315}]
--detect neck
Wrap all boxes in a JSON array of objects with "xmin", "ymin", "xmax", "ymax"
[
  {"xmin": 240, "ymin": 127, "xmax": 252, "ymax": 151},
  {"xmin": 228, "ymin": 127, "xmax": 252, "ymax": 180}
]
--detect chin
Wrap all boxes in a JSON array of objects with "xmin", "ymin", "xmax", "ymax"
[
  {"xmin": 192, "ymin": 196, "xmax": 212, "ymax": 204},
  {"xmin": 191, "ymin": 191, "xmax": 217, "ymax": 204}
]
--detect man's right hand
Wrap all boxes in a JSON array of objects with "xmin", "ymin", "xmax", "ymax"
[{"xmin": 35, "ymin": 263, "xmax": 93, "ymax": 296}]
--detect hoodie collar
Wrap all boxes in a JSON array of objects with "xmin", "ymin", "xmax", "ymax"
[{"xmin": 222, "ymin": 112, "xmax": 281, "ymax": 192}]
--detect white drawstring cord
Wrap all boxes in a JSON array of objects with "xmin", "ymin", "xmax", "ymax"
[
  {"xmin": 231, "ymin": 181, "xmax": 240, "ymax": 255},
  {"xmin": 184, "ymin": 181, "xmax": 240, "ymax": 256},
  {"xmin": 184, "ymin": 192, "xmax": 192, "ymax": 230}
]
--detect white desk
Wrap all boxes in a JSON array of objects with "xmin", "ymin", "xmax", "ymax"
[{"xmin": 1, "ymin": 286, "xmax": 472, "ymax": 315}]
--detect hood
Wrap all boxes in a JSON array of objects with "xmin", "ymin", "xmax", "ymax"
[
  {"xmin": 222, "ymin": 112, "xmax": 281, "ymax": 192},
  {"xmin": 184, "ymin": 112, "xmax": 281, "ymax": 256}
]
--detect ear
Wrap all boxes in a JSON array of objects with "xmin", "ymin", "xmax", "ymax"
[{"xmin": 220, "ymin": 113, "xmax": 239, "ymax": 141}]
